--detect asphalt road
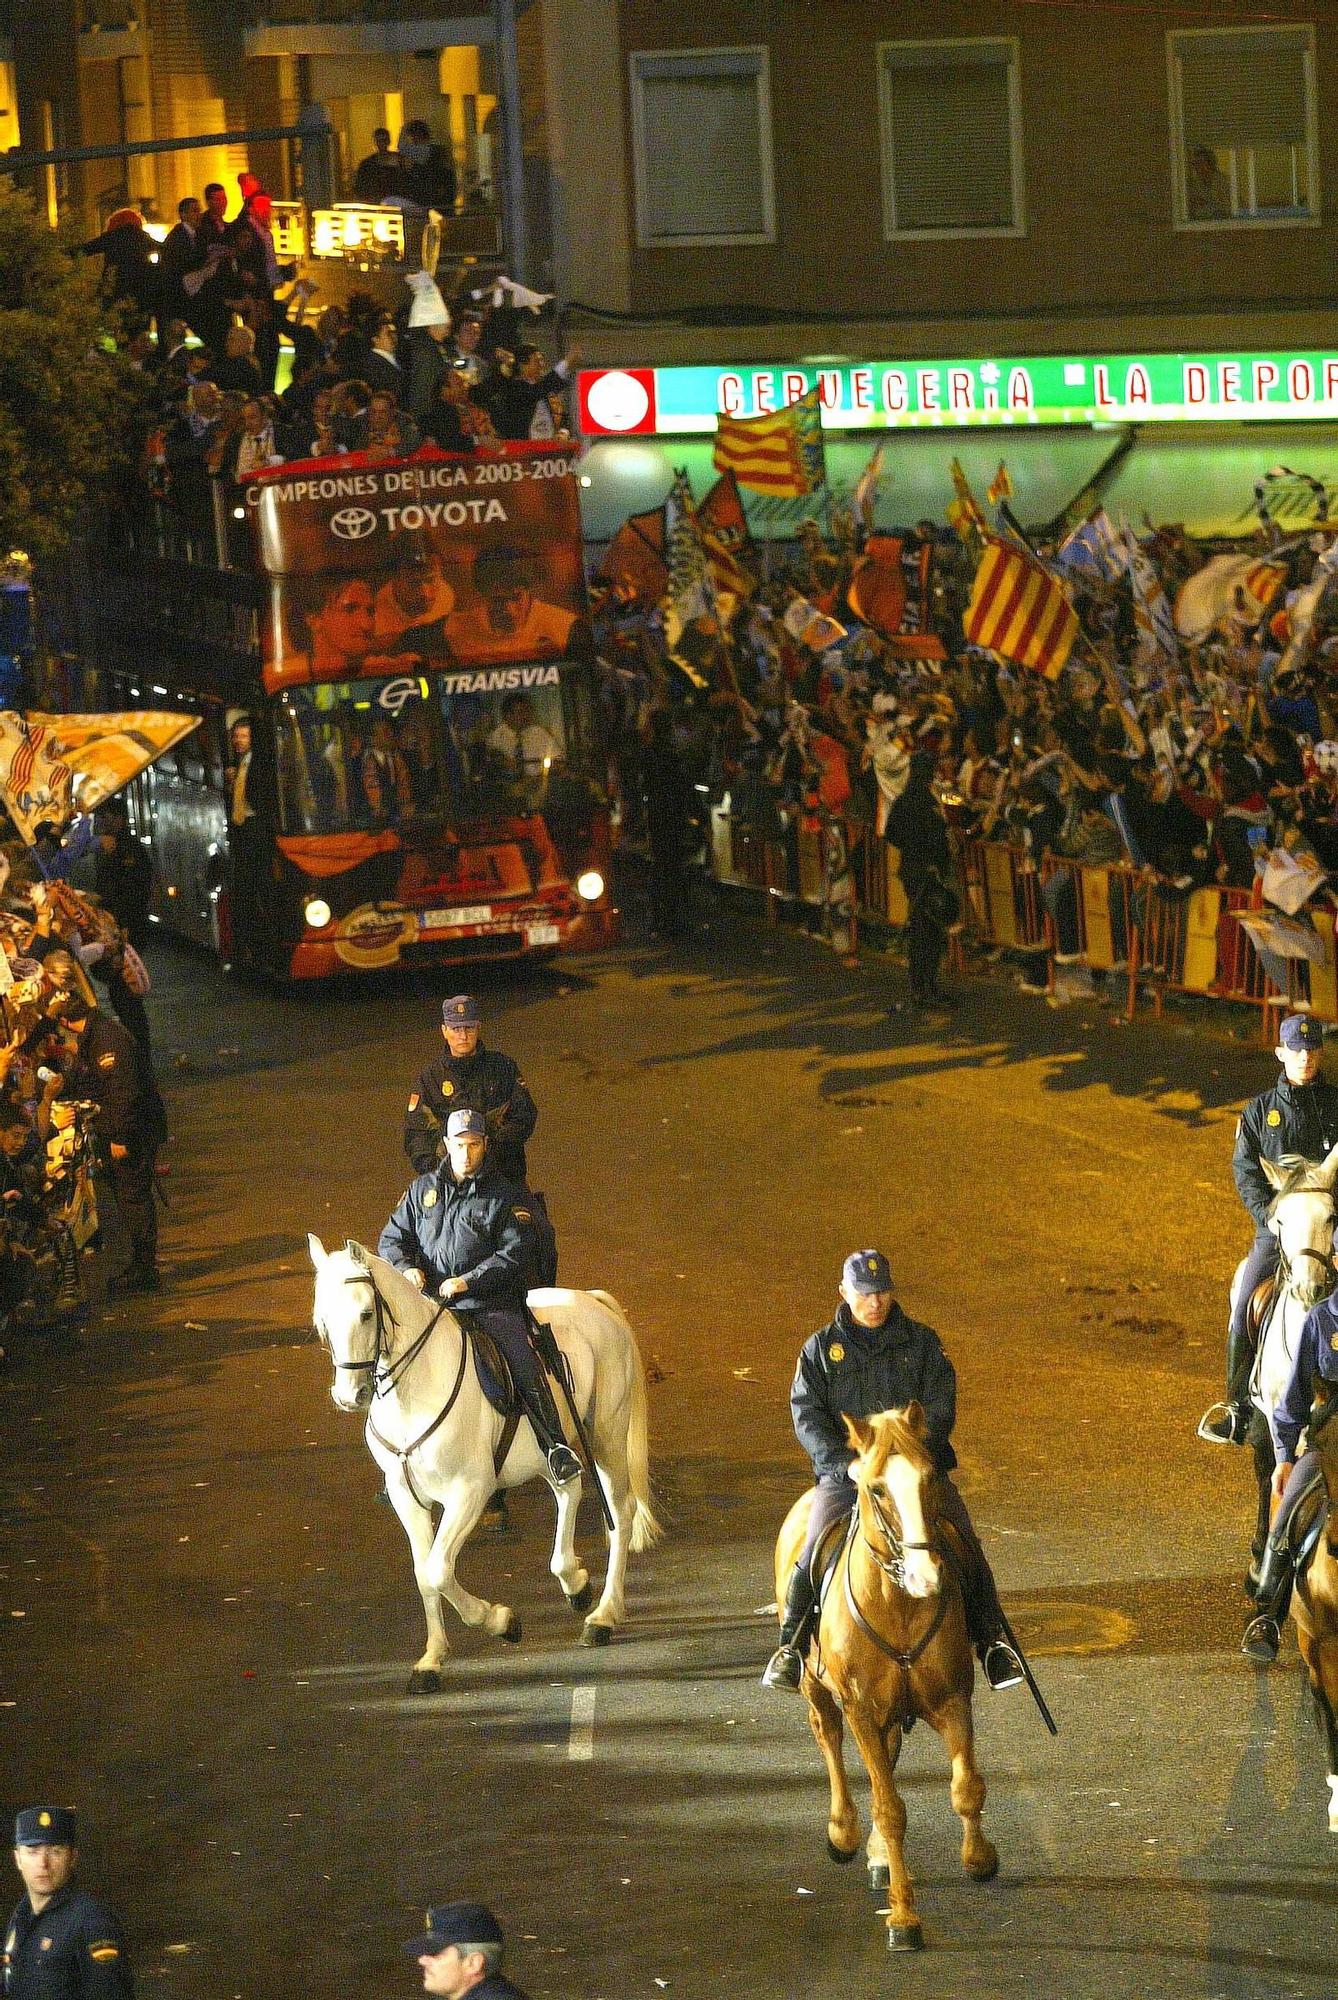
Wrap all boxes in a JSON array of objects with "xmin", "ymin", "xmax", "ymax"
[{"xmin": 2, "ymin": 891, "xmax": 1337, "ymax": 2000}]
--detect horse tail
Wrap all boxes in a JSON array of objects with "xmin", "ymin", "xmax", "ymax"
[{"xmin": 589, "ymin": 1289, "xmax": 662, "ymax": 1552}]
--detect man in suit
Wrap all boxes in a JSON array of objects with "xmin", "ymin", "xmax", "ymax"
[{"xmin": 159, "ymin": 195, "xmax": 208, "ymax": 336}]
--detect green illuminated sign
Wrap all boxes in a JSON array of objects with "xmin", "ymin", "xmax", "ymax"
[{"xmin": 577, "ymin": 353, "xmax": 1338, "ymax": 435}]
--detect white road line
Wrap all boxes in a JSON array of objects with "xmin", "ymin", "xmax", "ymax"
[{"xmin": 568, "ymin": 1684, "xmax": 596, "ymax": 1761}]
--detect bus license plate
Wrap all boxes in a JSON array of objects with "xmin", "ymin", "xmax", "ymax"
[
  {"xmin": 422, "ymin": 906, "xmax": 492, "ymax": 929},
  {"xmin": 525, "ymin": 923, "xmax": 561, "ymax": 947}
]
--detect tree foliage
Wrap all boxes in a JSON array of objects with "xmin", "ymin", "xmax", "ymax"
[{"xmin": 0, "ymin": 179, "xmax": 137, "ymax": 564}]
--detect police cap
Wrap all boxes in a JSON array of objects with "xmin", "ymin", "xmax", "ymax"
[
  {"xmin": 15, "ymin": 1806, "xmax": 77, "ymax": 1846},
  {"xmin": 402, "ymin": 1901, "xmax": 503, "ymax": 1957},
  {"xmin": 445, "ymin": 1109, "xmax": 486, "ymax": 1140},
  {"xmin": 442, "ymin": 995, "xmax": 480, "ymax": 1028},
  {"xmin": 843, "ymin": 1249, "xmax": 892, "ymax": 1295},
  {"xmin": 1279, "ymin": 1014, "xmax": 1324, "ymax": 1052}
]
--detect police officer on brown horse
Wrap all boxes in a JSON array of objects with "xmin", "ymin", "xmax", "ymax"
[{"xmin": 762, "ymin": 1248, "xmax": 1024, "ymax": 1695}]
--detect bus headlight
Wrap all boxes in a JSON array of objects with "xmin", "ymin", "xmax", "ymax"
[
  {"xmin": 304, "ymin": 897, "xmax": 332, "ymax": 929},
  {"xmin": 576, "ymin": 870, "xmax": 604, "ymax": 902}
]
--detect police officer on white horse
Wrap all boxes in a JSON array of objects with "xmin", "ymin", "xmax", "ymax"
[
  {"xmin": 1202, "ymin": 1013, "xmax": 1338, "ymax": 1445},
  {"xmin": 761, "ymin": 1248, "xmax": 1025, "ymax": 1694},
  {"xmin": 379, "ymin": 1107, "xmax": 580, "ymax": 1487}
]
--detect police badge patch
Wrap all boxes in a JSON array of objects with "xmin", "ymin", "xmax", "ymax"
[
  {"xmin": 423, "ymin": 1188, "xmax": 438, "ymax": 1208},
  {"xmin": 442, "ymin": 1081, "xmax": 455, "ymax": 1097},
  {"xmin": 828, "ymin": 1342, "xmax": 845, "ymax": 1362},
  {"xmin": 1267, "ymin": 1109, "xmax": 1282, "ymax": 1126}
]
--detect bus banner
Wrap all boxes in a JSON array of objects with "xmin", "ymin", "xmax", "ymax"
[{"xmin": 244, "ymin": 445, "xmax": 588, "ymax": 696}]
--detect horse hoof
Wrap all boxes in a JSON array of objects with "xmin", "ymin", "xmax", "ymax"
[
  {"xmin": 581, "ymin": 1620, "xmax": 613, "ymax": 1648},
  {"xmin": 826, "ymin": 1837, "xmax": 858, "ymax": 1865},
  {"xmin": 406, "ymin": 1668, "xmax": 442, "ymax": 1695},
  {"xmin": 500, "ymin": 1613, "xmax": 522, "ymax": 1644},
  {"xmin": 567, "ymin": 1581, "xmax": 594, "ymax": 1615},
  {"xmin": 888, "ymin": 1923, "xmax": 924, "ymax": 1953},
  {"xmin": 868, "ymin": 1863, "xmax": 890, "ymax": 1895},
  {"xmin": 966, "ymin": 1850, "xmax": 999, "ymax": 1883}
]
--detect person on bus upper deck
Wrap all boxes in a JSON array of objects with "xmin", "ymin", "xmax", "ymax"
[{"xmin": 403, "ymin": 995, "xmax": 536, "ymax": 1184}]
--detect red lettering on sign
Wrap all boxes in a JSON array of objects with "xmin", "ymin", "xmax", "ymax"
[
  {"xmin": 753, "ymin": 371, "xmax": 775, "ymax": 414},
  {"xmin": 881, "ymin": 370, "xmax": 908, "ymax": 414},
  {"xmin": 948, "ymin": 370, "xmax": 973, "ymax": 413},
  {"xmin": 917, "ymin": 369, "xmax": 941, "ymax": 412},
  {"xmin": 782, "ymin": 372, "xmax": 808, "ymax": 406},
  {"xmin": 1218, "ymin": 362, "xmax": 1242, "ymax": 404},
  {"xmin": 1184, "ymin": 363, "xmax": 1208, "ymax": 404},
  {"xmin": 1288, "ymin": 359, "xmax": 1314, "ymax": 403},
  {"xmin": 1008, "ymin": 368, "xmax": 1033, "ymax": 411},
  {"xmin": 851, "ymin": 368, "xmax": 873, "ymax": 411},
  {"xmin": 718, "ymin": 373, "xmax": 743, "ymax": 417},
  {"xmin": 1252, "ymin": 361, "xmax": 1279, "ymax": 402},
  {"xmin": 1125, "ymin": 364, "xmax": 1150, "ymax": 407}
]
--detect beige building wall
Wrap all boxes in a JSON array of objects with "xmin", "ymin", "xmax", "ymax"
[{"xmin": 608, "ymin": 0, "xmax": 1338, "ymax": 352}]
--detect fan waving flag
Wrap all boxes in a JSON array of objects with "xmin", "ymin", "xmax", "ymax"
[
  {"xmin": 0, "ymin": 710, "xmax": 201, "ymax": 844},
  {"xmin": 712, "ymin": 390, "xmax": 825, "ymax": 497},
  {"xmin": 963, "ymin": 539, "xmax": 1078, "ymax": 680}
]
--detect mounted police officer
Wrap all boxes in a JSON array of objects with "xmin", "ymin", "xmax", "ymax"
[
  {"xmin": 1201, "ymin": 1013, "xmax": 1338, "ymax": 1444},
  {"xmin": 762, "ymin": 1249, "xmax": 1025, "ymax": 1695},
  {"xmin": 4, "ymin": 1806, "xmax": 133, "ymax": 1998},
  {"xmin": 403, "ymin": 996, "xmax": 537, "ymax": 1184},
  {"xmin": 379, "ymin": 1108, "xmax": 578, "ymax": 1487},
  {"xmin": 402, "ymin": 1900, "xmax": 531, "ymax": 1998},
  {"xmin": 1241, "ymin": 1285, "xmax": 1338, "ymax": 1664}
]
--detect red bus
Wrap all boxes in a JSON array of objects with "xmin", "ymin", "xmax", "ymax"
[{"xmin": 67, "ymin": 444, "xmax": 619, "ymax": 978}]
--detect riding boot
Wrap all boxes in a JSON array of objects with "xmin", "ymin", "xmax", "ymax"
[
  {"xmin": 1241, "ymin": 1534, "xmax": 1294, "ymax": 1663},
  {"xmin": 517, "ymin": 1351, "xmax": 582, "ymax": 1487},
  {"xmin": 1199, "ymin": 1324, "xmax": 1254, "ymax": 1444},
  {"xmin": 761, "ymin": 1563, "xmax": 817, "ymax": 1691}
]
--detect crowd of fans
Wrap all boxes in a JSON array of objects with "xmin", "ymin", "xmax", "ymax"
[
  {"xmin": 0, "ymin": 802, "xmax": 163, "ymax": 1361},
  {"xmin": 590, "ymin": 504, "xmax": 1338, "ymax": 993}
]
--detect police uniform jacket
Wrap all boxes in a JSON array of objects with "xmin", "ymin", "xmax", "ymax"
[
  {"xmin": 378, "ymin": 1167, "xmax": 535, "ymax": 1309},
  {"xmin": 791, "ymin": 1302, "xmax": 958, "ymax": 1482},
  {"xmin": 68, "ymin": 1016, "xmax": 166, "ymax": 1157},
  {"xmin": 403, "ymin": 1043, "xmax": 537, "ymax": 1180},
  {"xmin": 3, "ymin": 1884, "xmax": 133, "ymax": 1998},
  {"xmin": 471, "ymin": 1977, "xmax": 531, "ymax": 2000},
  {"xmin": 1273, "ymin": 1291, "xmax": 1338, "ymax": 1463},
  {"xmin": 1232, "ymin": 1076, "xmax": 1338, "ymax": 1229}
]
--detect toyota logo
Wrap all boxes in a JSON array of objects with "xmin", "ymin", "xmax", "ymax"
[{"xmin": 330, "ymin": 506, "xmax": 378, "ymax": 540}]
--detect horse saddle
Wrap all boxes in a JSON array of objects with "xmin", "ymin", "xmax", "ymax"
[
  {"xmin": 807, "ymin": 1512, "xmax": 855, "ymax": 1604},
  {"xmin": 462, "ymin": 1311, "xmax": 569, "ymax": 1478},
  {"xmin": 1248, "ymin": 1272, "xmax": 1281, "ymax": 1343},
  {"xmin": 1287, "ymin": 1469, "xmax": 1329, "ymax": 1572}
]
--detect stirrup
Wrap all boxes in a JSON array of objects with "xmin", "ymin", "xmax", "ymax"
[
  {"xmin": 1241, "ymin": 1615, "xmax": 1281, "ymax": 1664},
  {"xmin": 1197, "ymin": 1400, "xmax": 1247, "ymax": 1446},
  {"xmin": 981, "ymin": 1639, "xmax": 1025, "ymax": 1691},
  {"xmin": 546, "ymin": 1442, "xmax": 582, "ymax": 1486},
  {"xmin": 761, "ymin": 1643, "xmax": 803, "ymax": 1691}
]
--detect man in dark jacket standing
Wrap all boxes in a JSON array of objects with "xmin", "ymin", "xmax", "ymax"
[
  {"xmin": 403, "ymin": 995, "xmax": 537, "ymax": 1183},
  {"xmin": 379, "ymin": 1109, "xmax": 580, "ymax": 1486},
  {"xmin": 59, "ymin": 1002, "xmax": 167, "ymax": 1296},
  {"xmin": 4, "ymin": 1806, "xmax": 133, "ymax": 1998},
  {"xmin": 92, "ymin": 798, "xmax": 153, "ymax": 1054},
  {"xmin": 1200, "ymin": 1011, "xmax": 1338, "ymax": 1444},
  {"xmin": 761, "ymin": 1249, "xmax": 1022, "ymax": 1694},
  {"xmin": 885, "ymin": 749, "xmax": 955, "ymax": 1009}
]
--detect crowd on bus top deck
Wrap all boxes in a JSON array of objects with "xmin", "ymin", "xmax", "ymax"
[{"xmin": 79, "ymin": 162, "xmax": 583, "ymax": 519}]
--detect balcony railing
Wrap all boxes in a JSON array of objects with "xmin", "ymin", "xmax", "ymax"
[
  {"xmin": 245, "ymin": 0, "xmax": 473, "ymax": 24},
  {"xmin": 79, "ymin": 0, "xmax": 143, "ymax": 31}
]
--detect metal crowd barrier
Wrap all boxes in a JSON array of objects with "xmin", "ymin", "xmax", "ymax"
[{"xmin": 707, "ymin": 804, "xmax": 1334, "ymax": 1041}]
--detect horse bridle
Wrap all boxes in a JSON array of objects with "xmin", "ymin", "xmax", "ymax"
[
  {"xmin": 861, "ymin": 1479, "xmax": 937, "ymax": 1593},
  {"xmin": 1277, "ymin": 1238, "xmax": 1338, "ymax": 1300},
  {"xmin": 316, "ymin": 1266, "xmax": 448, "ymax": 1398},
  {"xmin": 841, "ymin": 1473, "xmax": 952, "ymax": 1686}
]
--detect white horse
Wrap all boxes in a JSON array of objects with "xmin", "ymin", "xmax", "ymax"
[
  {"xmin": 1245, "ymin": 1148, "xmax": 1338, "ymax": 1451},
  {"xmin": 308, "ymin": 1235, "xmax": 660, "ymax": 1689}
]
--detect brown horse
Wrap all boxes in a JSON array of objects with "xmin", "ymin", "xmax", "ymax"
[
  {"xmin": 773, "ymin": 1402, "xmax": 996, "ymax": 1951},
  {"xmin": 1292, "ymin": 1387, "xmax": 1338, "ymax": 1833}
]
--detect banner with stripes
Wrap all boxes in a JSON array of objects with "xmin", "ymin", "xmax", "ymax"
[
  {"xmin": 962, "ymin": 538, "xmax": 1078, "ymax": 679},
  {"xmin": 712, "ymin": 390, "xmax": 825, "ymax": 497}
]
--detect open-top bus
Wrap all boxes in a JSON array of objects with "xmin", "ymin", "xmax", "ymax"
[{"xmin": 66, "ymin": 443, "xmax": 618, "ymax": 977}]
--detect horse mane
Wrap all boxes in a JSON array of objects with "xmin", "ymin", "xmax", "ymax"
[{"xmin": 854, "ymin": 1406, "xmax": 937, "ymax": 1485}]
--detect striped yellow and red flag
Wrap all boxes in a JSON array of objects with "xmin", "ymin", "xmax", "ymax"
[
  {"xmin": 712, "ymin": 389, "xmax": 825, "ymax": 498},
  {"xmin": 962, "ymin": 538, "xmax": 1078, "ymax": 680}
]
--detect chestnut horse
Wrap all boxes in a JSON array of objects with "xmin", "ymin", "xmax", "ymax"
[
  {"xmin": 773, "ymin": 1403, "xmax": 996, "ymax": 1952},
  {"xmin": 1293, "ymin": 1387, "xmax": 1338, "ymax": 1833}
]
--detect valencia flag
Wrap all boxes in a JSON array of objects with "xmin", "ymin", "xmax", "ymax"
[
  {"xmin": 712, "ymin": 390, "xmax": 825, "ymax": 498},
  {"xmin": 962, "ymin": 538, "xmax": 1078, "ymax": 679}
]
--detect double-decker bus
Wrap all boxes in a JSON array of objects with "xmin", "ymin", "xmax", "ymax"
[{"xmin": 66, "ymin": 444, "xmax": 619, "ymax": 978}]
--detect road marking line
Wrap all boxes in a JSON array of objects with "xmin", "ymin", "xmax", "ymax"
[{"xmin": 568, "ymin": 1684, "xmax": 596, "ymax": 1760}]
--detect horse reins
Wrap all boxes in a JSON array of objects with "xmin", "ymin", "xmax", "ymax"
[
  {"xmin": 840, "ymin": 1481, "xmax": 953, "ymax": 1706},
  {"xmin": 320, "ymin": 1270, "xmax": 469, "ymax": 1511}
]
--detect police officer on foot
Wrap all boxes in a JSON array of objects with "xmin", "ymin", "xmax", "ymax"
[
  {"xmin": 380, "ymin": 1108, "xmax": 581, "ymax": 1486},
  {"xmin": 762, "ymin": 1249, "xmax": 1025, "ymax": 1694},
  {"xmin": 1202, "ymin": 1013, "xmax": 1338, "ymax": 1444},
  {"xmin": 403, "ymin": 1901, "xmax": 530, "ymax": 1998},
  {"xmin": 4, "ymin": 1806, "xmax": 132, "ymax": 1997},
  {"xmin": 404, "ymin": 996, "xmax": 537, "ymax": 1184}
]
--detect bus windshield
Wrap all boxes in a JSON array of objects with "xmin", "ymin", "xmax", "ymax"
[{"xmin": 273, "ymin": 667, "xmax": 601, "ymax": 840}]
